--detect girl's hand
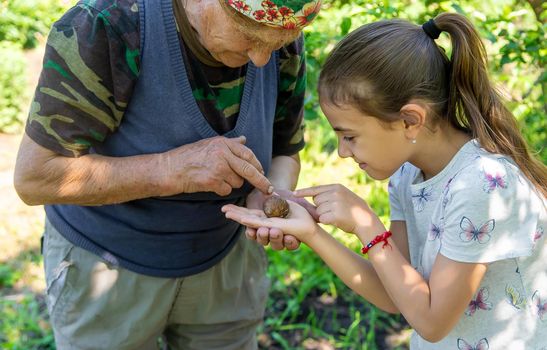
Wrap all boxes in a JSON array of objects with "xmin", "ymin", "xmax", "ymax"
[
  {"xmin": 222, "ymin": 200, "xmax": 319, "ymax": 243},
  {"xmin": 274, "ymin": 189, "xmax": 320, "ymax": 221},
  {"xmin": 294, "ymin": 184, "xmax": 384, "ymax": 237},
  {"xmin": 245, "ymin": 189, "xmax": 318, "ymax": 250},
  {"xmin": 245, "ymin": 188, "xmax": 283, "ymax": 249}
]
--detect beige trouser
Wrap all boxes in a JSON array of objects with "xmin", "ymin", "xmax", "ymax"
[{"xmin": 43, "ymin": 219, "xmax": 270, "ymax": 350}]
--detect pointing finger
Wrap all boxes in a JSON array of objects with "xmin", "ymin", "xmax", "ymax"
[
  {"xmin": 293, "ymin": 185, "xmax": 336, "ymax": 198},
  {"xmin": 232, "ymin": 135, "xmax": 246, "ymax": 144},
  {"xmin": 225, "ymin": 152, "xmax": 273, "ymax": 195},
  {"xmin": 226, "ymin": 138, "xmax": 264, "ymax": 174}
]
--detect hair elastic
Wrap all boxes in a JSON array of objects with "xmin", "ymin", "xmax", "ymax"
[{"xmin": 422, "ymin": 19, "xmax": 442, "ymax": 40}]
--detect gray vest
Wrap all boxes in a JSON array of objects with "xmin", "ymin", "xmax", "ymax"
[{"xmin": 45, "ymin": 0, "xmax": 278, "ymax": 277}]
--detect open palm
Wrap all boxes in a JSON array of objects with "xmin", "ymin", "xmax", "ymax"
[{"xmin": 222, "ymin": 200, "xmax": 318, "ymax": 242}]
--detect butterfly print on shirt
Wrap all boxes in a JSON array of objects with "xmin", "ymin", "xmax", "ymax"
[
  {"xmin": 459, "ymin": 217, "xmax": 495, "ymax": 244},
  {"xmin": 534, "ymin": 226, "xmax": 544, "ymax": 243},
  {"xmin": 505, "ymin": 284, "xmax": 527, "ymax": 310},
  {"xmin": 441, "ymin": 176, "xmax": 455, "ymax": 209},
  {"xmin": 412, "ymin": 187, "xmax": 434, "ymax": 212},
  {"xmin": 428, "ymin": 223, "xmax": 443, "ymax": 241},
  {"xmin": 531, "ymin": 291, "xmax": 546, "ymax": 321},
  {"xmin": 481, "ymin": 171, "xmax": 508, "ymax": 193},
  {"xmin": 466, "ymin": 287, "xmax": 493, "ymax": 316},
  {"xmin": 457, "ymin": 337, "xmax": 489, "ymax": 350}
]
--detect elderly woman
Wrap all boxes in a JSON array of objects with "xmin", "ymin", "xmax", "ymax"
[{"xmin": 14, "ymin": 0, "xmax": 320, "ymax": 348}]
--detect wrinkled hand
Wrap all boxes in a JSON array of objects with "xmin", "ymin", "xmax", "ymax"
[
  {"xmin": 222, "ymin": 199, "xmax": 318, "ymax": 243},
  {"xmin": 294, "ymin": 184, "xmax": 383, "ymax": 235},
  {"xmin": 161, "ymin": 136, "xmax": 272, "ymax": 196},
  {"xmin": 244, "ymin": 189, "xmax": 318, "ymax": 250}
]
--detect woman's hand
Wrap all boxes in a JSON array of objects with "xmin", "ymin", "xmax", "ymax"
[
  {"xmin": 222, "ymin": 199, "xmax": 319, "ymax": 243},
  {"xmin": 294, "ymin": 184, "xmax": 384, "ymax": 238}
]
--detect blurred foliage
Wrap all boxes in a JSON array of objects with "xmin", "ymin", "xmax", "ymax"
[
  {"xmin": 0, "ymin": 0, "xmax": 68, "ymax": 49},
  {"xmin": 0, "ymin": 296, "xmax": 54, "ymax": 350},
  {"xmin": 0, "ymin": 42, "xmax": 28, "ymax": 133},
  {"xmin": 0, "ymin": 0, "xmax": 69, "ymax": 133}
]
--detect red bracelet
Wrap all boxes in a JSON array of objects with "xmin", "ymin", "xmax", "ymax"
[{"xmin": 361, "ymin": 231, "xmax": 392, "ymax": 255}]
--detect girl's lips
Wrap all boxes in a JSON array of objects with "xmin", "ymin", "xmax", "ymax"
[{"xmin": 359, "ymin": 163, "xmax": 368, "ymax": 170}]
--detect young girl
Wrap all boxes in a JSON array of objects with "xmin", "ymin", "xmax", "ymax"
[{"xmin": 222, "ymin": 12, "xmax": 547, "ymax": 349}]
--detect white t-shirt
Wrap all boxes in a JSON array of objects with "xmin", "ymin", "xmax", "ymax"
[{"xmin": 388, "ymin": 140, "xmax": 546, "ymax": 350}]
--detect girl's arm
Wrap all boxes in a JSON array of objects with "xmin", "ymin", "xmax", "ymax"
[
  {"xmin": 304, "ymin": 221, "xmax": 412, "ymax": 315},
  {"xmin": 389, "ymin": 220, "xmax": 411, "ymax": 260},
  {"xmin": 363, "ymin": 232, "xmax": 487, "ymax": 342},
  {"xmin": 223, "ymin": 198, "xmax": 486, "ymax": 341},
  {"xmin": 223, "ymin": 201, "xmax": 406, "ymax": 313},
  {"xmin": 294, "ymin": 184, "xmax": 488, "ymax": 342},
  {"xmin": 304, "ymin": 224, "xmax": 400, "ymax": 313},
  {"xmin": 311, "ymin": 219, "xmax": 486, "ymax": 340}
]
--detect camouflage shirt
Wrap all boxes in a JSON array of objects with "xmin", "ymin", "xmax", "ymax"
[{"xmin": 26, "ymin": 0, "xmax": 306, "ymax": 158}]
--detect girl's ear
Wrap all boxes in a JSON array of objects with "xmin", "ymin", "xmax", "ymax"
[{"xmin": 399, "ymin": 102, "xmax": 427, "ymax": 141}]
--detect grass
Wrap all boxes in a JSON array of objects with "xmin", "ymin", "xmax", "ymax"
[
  {"xmin": 0, "ymin": 295, "xmax": 54, "ymax": 350},
  {"xmin": 0, "ymin": 231, "xmax": 410, "ymax": 350},
  {"xmin": 259, "ymin": 238, "xmax": 410, "ymax": 349}
]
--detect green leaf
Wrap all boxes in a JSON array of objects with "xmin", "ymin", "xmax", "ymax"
[{"xmin": 340, "ymin": 17, "xmax": 352, "ymax": 36}]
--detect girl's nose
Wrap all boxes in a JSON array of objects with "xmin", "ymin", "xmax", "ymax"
[{"xmin": 337, "ymin": 141, "xmax": 352, "ymax": 158}]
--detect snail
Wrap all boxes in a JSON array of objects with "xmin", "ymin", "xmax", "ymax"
[{"xmin": 263, "ymin": 195, "xmax": 290, "ymax": 218}]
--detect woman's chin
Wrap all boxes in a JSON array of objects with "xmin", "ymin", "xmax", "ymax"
[{"xmin": 215, "ymin": 54, "xmax": 249, "ymax": 68}]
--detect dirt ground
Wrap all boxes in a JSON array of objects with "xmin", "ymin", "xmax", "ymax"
[
  {"xmin": 1, "ymin": 42, "xmax": 47, "ymax": 294},
  {"xmin": 0, "ymin": 133, "xmax": 46, "ymax": 293}
]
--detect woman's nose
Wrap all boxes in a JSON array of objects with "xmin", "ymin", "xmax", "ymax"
[{"xmin": 247, "ymin": 48, "xmax": 272, "ymax": 67}]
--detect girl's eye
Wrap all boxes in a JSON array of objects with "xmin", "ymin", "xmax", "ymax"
[{"xmin": 343, "ymin": 136, "xmax": 354, "ymax": 142}]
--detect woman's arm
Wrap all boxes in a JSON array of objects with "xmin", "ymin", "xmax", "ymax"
[{"xmin": 14, "ymin": 134, "xmax": 272, "ymax": 205}]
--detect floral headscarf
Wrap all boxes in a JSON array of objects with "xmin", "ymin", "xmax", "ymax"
[{"xmin": 225, "ymin": 0, "xmax": 321, "ymax": 29}]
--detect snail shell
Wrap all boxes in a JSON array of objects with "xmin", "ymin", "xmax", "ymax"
[{"xmin": 263, "ymin": 195, "xmax": 290, "ymax": 218}]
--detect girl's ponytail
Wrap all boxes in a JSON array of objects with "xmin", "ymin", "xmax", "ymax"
[{"xmin": 434, "ymin": 13, "xmax": 546, "ymax": 198}]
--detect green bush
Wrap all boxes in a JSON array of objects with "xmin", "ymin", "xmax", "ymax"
[
  {"xmin": 0, "ymin": 42, "xmax": 28, "ymax": 133},
  {"xmin": 0, "ymin": 0, "xmax": 68, "ymax": 133},
  {"xmin": 0, "ymin": 0, "xmax": 68, "ymax": 49}
]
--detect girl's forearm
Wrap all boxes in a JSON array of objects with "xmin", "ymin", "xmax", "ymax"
[
  {"xmin": 365, "ymin": 239, "xmax": 463, "ymax": 342},
  {"xmin": 305, "ymin": 227, "xmax": 399, "ymax": 313},
  {"xmin": 367, "ymin": 241, "xmax": 433, "ymax": 327}
]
